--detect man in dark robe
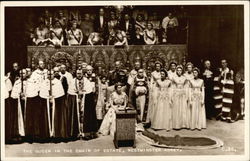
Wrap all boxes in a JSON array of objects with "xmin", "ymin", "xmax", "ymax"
[
  {"xmin": 202, "ymin": 60, "xmax": 215, "ymax": 119},
  {"xmin": 214, "ymin": 59, "xmax": 234, "ymax": 121},
  {"xmin": 82, "ymin": 66, "xmax": 98, "ymax": 140},
  {"xmin": 39, "ymin": 70, "xmax": 67, "ymax": 143},
  {"xmin": 10, "ymin": 69, "xmax": 27, "ymax": 143},
  {"xmin": 231, "ymin": 68, "xmax": 244, "ymax": 122},
  {"xmin": 24, "ymin": 68, "xmax": 45, "ymax": 143},
  {"xmin": 5, "ymin": 75, "xmax": 13, "ymax": 144},
  {"xmin": 54, "ymin": 66, "xmax": 71, "ymax": 140},
  {"xmin": 67, "ymin": 69, "xmax": 85, "ymax": 140}
]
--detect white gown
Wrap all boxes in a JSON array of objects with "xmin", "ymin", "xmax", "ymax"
[
  {"xmin": 189, "ymin": 78, "xmax": 206, "ymax": 130},
  {"xmin": 151, "ymin": 79, "xmax": 172, "ymax": 130},
  {"xmin": 146, "ymin": 71, "xmax": 161, "ymax": 123},
  {"xmin": 171, "ymin": 75, "xmax": 189, "ymax": 129},
  {"xmin": 99, "ymin": 92, "xmax": 128, "ymax": 137}
]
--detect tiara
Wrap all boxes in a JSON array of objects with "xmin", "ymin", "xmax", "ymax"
[
  {"xmin": 176, "ymin": 65, "xmax": 183, "ymax": 70},
  {"xmin": 193, "ymin": 67, "xmax": 200, "ymax": 73}
]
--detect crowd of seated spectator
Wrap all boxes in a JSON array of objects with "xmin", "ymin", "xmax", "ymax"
[{"xmin": 29, "ymin": 7, "xmax": 188, "ymax": 47}]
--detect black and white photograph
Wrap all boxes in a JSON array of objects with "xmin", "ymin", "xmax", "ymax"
[{"xmin": 0, "ymin": 1, "xmax": 249, "ymax": 161}]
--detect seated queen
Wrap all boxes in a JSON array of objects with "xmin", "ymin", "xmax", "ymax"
[{"xmin": 98, "ymin": 82, "xmax": 128, "ymax": 137}]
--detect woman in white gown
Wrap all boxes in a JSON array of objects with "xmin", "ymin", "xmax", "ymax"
[
  {"xmin": 183, "ymin": 62, "xmax": 194, "ymax": 128},
  {"xmin": 189, "ymin": 67, "xmax": 206, "ymax": 130},
  {"xmin": 171, "ymin": 65, "xmax": 189, "ymax": 129},
  {"xmin": 49, "ymin": 20, "xmax": 64, "ymax": 47},
  {"xmin": 144, "ymin": 23, "xmax": 157, "ymax": 45},
  {"xmin": 146, "ymin": 62, "xmax": 162, "ymax": 123},
  {"xmin": 99, "ymin": 83, "xmax": 128, "ymax": 137},
  {"xmin": 151, "ymin": 69, "xmax": 172, "ymax": 131},
  {"xmin": 114, "ymin": 29, "xmax": 128, "ymax": 46}
]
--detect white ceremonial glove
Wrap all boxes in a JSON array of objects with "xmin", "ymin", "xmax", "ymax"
[
  {"xmin": 20, "ymin": 92, "xmax": 25, "ymax": 100},
  {"xmin": 77, "ymin": 98, "xmax": 81, "ymax": 104},
  {"xmin": 49, "ymin": 96, "xmax": 54, "ymax": 103}
]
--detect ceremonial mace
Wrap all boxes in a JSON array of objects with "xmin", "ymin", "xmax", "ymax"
[
  {"xmin": 20, "ymin": 69, "xmax": 25, "ymax": 123},
  {"xmin": 75, "ymin": 49, "xmax": 84, "ymax": 139},
  {"xmin": 48, "ymin": 58, "xmax": 54, "ymax": 137}
]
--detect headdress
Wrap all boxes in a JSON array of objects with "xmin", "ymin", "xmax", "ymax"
[
  {"xmin": 176, "ymin": 65, "xmax": 183, "ymax": 70},
  {"xmin": 169, "ymin": 60, "xmax": 177, "ymax": 66},
  {"xmin": 155, "ymin": 60, "xmax": 163, "ymax": 66},
  {"xmin": 86, "ymin": 65, "xmax": 93, "ymax": 70},
  {"xmin": 114, "ymin": 82, "xmax": 123, "ymax": 90},
  {"xmin": 160, "ymin": 69, "xmax": 168, "ymax": 77},
  {"xmin": 185, "ymin": 62, "xmax": 193, "ymax": 68},
  {"xmin": 193, "ymin": 67, "xmax": 200, "ymax": 74}
]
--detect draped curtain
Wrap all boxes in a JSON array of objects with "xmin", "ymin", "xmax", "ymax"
[{"xmin": 188, "ymin": 5, "xmax": 244, "ymax": 72}]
